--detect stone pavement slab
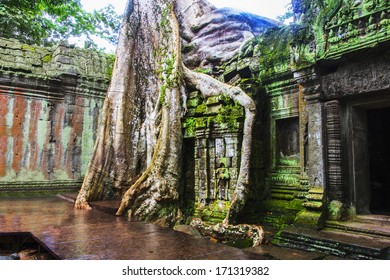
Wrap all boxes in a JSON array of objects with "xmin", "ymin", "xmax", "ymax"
[{"xmin": 0, "ymin": 196, "xmax": 270, "ymax": 260}]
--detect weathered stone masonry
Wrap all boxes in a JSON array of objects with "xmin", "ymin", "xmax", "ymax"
[
  {"xmin": 179, "ymin": 0, "xmax": 390, "ymax": 257},
  {"xmin": 215, "ymin": 0, "xmax": 390, "ymax": 233},
  {"xmin": 0, "ymin": 38, "xmax": 111, "ymax": 194},
  {"xmin": 1, "ymin": 1, "xmax": 389, "ymax": 258},
  {"xmin": 181, "ymin": 90, "xmax": 244, "ymax": 223}
]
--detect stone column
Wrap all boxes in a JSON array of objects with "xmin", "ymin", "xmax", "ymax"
[
  {"xmin": 195, "ymin": 129, "xmax": 211, "ymax": 205},
  {"xmin": 324, "ymin": 100, "xmax": 347, "ymax": 220},
  {"xmin": 306, "ymin": 98, "xmax": 326, "ymax": 187},
  {"xmin": 293, "ymin": 68, "xmax": 326, "ymax": 228}
]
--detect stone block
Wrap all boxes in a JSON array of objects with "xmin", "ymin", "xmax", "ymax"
[
  {"xmin": 206, "ymin": 95, "xmax": 222, "ymax": 105},
  {"xmin": 197, "ymin": 147, "xmax": 206, "ymax": 158},
  {"xmin": 223, "ymin": 62, "xmax": 237, "ymax": 82},
  {"xmin": 197, "ymin": 138, "xmax": 207, "ymax": 149},
  {"xmin": 231, "ymin": 157, "xmax": 239, "ymax": 168},
  {"xmin": 206, "ymin": 104, "xmax": 221, "ymax": 114},
  {"xmin": 229, "ymin": 179, "xmax": 237, "ymax": 190},
  {"xmin": 225, "ymin": 142, "xmax": 237, "ymax": 158},
  {"xmin": 207, "ymin": 138, "xmax": 215, "ymax": 148},
  {"xmin": 215, "ymin": 138, "xmax": 225, "ymax": 157},
  {"xmin": 229, "ymin": 168, "xmax": 238, "ymax": 180},
  {"xmin": 188, "ymin": 91, "xmax": 199, "ymax": 99},
  {"xmin": 198, "ymin": 157, "xmax": 207, "ymax": 170},
  {"xmin": 209, "ymin": 147, "xmax": 216, "ymax": 158}
]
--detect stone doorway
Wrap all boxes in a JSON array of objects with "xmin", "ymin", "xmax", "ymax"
[
  {"xmin": 181, "ymin": 138, "xmax": 196, "ymax": 216},
  {"xmin": 275, "ymin": 117, "xmax": 300, "ymax": 166},
  {"xmin": 367, "ymin": 107, "xmax": 390, "ymax": 214},
  {"xmin": 351, "ymin": 103, "xmax": 390, "ymax": 215}
]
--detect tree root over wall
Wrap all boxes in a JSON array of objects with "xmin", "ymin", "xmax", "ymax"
[{"xmin": 75, "ymin": 0, "xmax": 263, "ymax": 241}]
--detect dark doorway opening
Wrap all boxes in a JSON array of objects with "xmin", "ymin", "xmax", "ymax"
[
  {"xmin": 180, "ymin": 138, "xmax": 196, "ymax": 216},
  {"xmin": 367, "ymin": 107, "xmax": 390, "ymax": 214}
]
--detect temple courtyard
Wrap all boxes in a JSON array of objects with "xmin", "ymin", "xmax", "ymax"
[{"xmin": 1, "ymin": 195, "xmax": 388, "ymax": 260}]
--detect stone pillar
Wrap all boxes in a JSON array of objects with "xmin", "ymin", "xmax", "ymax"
[
  {"xmin": 324, "ymin": 100, "xmax": 347, "ymax": 220},
  {"xmin": 208, "ymin": 138, "xmax": 216, "ymax": 200},
  {"xmin": 293, "ymin": 68, "xmax": 326, "ymax": 229},
  {"xmin": 196, "ymin": 137, "xmax": 208, "ymax": 205},
  {"xmin": 306, "ymin": 98, "xmax": 326, "ymax": 187}
]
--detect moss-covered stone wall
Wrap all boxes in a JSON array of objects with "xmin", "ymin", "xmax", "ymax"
[
  {"xmin": 0, "ymin": 38, "xmax": 112, "ymax": 195},
  {"xmin": 214, "ymin": 0, "xmax": 390, "ymax": 233},
  {"xmin": 213, "ymin": 0, "xmax": 389, "ymax": 230},
  {"xmin": 182, "ymin": 90, "xmax": 244, "ymax": 224}
]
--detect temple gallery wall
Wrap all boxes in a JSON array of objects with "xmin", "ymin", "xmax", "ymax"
[{"xmin": 0, "ymin": 37, "xmax": 111, "ymax": 193}]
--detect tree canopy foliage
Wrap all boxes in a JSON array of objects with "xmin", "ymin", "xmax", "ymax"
[{"xmin": 0, "ymin": 0, "xmax": 122, "ymax": 48}]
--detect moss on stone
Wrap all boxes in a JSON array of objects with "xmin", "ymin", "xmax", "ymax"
[
  {"xmin": 41, "ymin": 54, "xmax": 52, "ymax": 63},
  {"xmin": 0, "ymin": 189, "xmax": 77, "ymax": 198},
  {"xmin": 294, "ymin": 210, "xmax": 324, "ymax": 229},
  {"xmin": 195, "ymin": 102, "xmax": 208, "ymax": 115},
  {"xmin": 213, "ymin": 96, "xmax": 243, "ymax": 129},
  {"xmin": 327, "ymin": 200, "xmax": 347, "ymax": 221},
  {"xmin": 263, "ymin": 199, "xmax": 305, "ymax": 212},
  {"xmin": 0, "ymin": 38, "xmax": 112, "ymax": 81},
  {"xmin": 22, "ymin": 45, "xmax": 36, "ymax": 52},
  {"xmin": 224, "ymin": 238, "xmax": 253, "ymax": 248},
  {"xmin": 186, "ymin": 97, "xmax": 201, "ymax": 108},
  {"xmin": 194, "ymin": 67, "xmax": 212, "ymax": 75},
  {"xmin": 257, "ymin": 26, "xmax": 293, "ymax": 79}
]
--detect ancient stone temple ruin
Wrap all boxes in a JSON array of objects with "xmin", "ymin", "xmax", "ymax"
[
  {"xmin": 181, "ymin": 0, "xmax": 390, "ymax": 258},
  {"xmin": 1, "ymin": 0, "xmax": 389, "ymax": 259},
  {"xmin": 181, "ymin": 91, "xmax": 245, "ymax": 222}
]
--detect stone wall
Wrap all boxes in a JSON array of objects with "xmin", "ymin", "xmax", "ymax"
[
  {"xmin": 216, "ymin": 1, "xmax": 390, "ymax": 232},
  {"xmin": 182, "ymin": 91, "xmax": 244, "ymax": 224},
  {"xmin": 0, "ymin": 38, "xmax": 112, "ymax": 194}
]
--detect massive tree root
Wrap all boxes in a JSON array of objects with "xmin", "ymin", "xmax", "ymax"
[
  {"xmin": 113, "ymin": 2, "xmax": 185, "ymax": 227},
  {"xmin": 115, "ymin": 63, "xmax": 256, "ymax": 226},
  {"xmin": 191, "ymin": 218, "xmax": 265, "ymax": 246},
  {"xmin": 75, "ymin": 0, "xmax": 257, "ymax": 228}
]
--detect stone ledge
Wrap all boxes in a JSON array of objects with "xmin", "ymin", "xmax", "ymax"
[{"xmin": 275, "ymin": 225, "xmax": 390, "ymax": 260}]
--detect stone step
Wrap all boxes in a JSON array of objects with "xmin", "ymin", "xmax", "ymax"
[
  {"xmin": 355, "ymin": 214, "xmax": 390, "ymax": 223},
  {"xmin": 276, "ymin": 226, "xmax": 390, "ymax": 259},
  {"xmin": 326, "ymin": 218, "xmax": 390, "ymax": 238},
  {"xmin": 270, "ymin": 166, "xmax": 301, "ymax": 172},
  {"xmin": 268, "ymin": 174, "xmax": 302, "ymax": 179},
  {"xmin": 244, "ymin": 244, "xmax": 331, "ymax": 260},
  {"xmin": 270, "ymin": 182, "xmax": 302, "ymax": 187}
]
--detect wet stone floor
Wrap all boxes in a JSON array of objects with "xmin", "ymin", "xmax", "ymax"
[{"xmin": 0, "ymin": 196, "xmax": 272, "ymax": 260}]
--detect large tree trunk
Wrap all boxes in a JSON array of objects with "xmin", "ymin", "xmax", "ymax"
[
  {"xmin": 75, "ymin": 0, "xmax": 184, "ymax": 227},
  {"xmin": 75, "ymin": 0, "xmax": 256, "ymax": 227}
]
